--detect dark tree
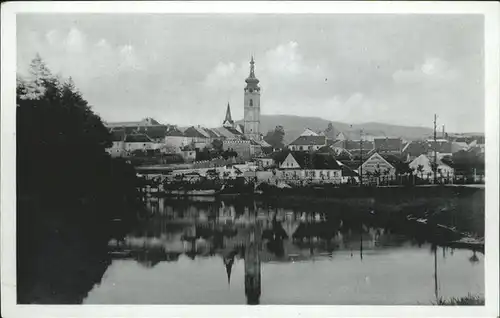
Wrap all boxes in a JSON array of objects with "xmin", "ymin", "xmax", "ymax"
[
  {"xmin": 17, "ymin": 55, "xmax": 140, "ymax": 304},
  {"xmin": 212, "ymin": 139, "xmax": 223, "ymax": 152},
  {"xmin": 264, "ymin": 125, "xmax": 285, "ymax": 149}
]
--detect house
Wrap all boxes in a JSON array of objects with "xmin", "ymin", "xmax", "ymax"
[
  {"xmin": 133, "ymin": 125, "xmax": 169, "ymax": 143},
  {"xmin": 255, "ymin": 156, "xmax": 274, "ymax": 169},
  {"xmin": 106, "ymin": 129, "xmax": 127, "ymax": 157},
  {"xmin": 184, "ymin": 126, "xmax": 211, "ymax": 149},
  {"xmin": 426, "ymin": 140, "xmax": 453, "ymax": 158},
  {"xmin": 374, "ymin": 137, "xmax": 404, "ymax": 155},
  {"xmin": 216, "ymin": 126, "xmax": 244, "ymax": 139},
  {"xmin": 123, "ymin": 133, "xmax": 159, "ymax": 152},
  {"xmin": 336, "ymin": 130, "xmax": 379, "ymax": 142},
  {"xmin": 359, "ymin": 152, "xmax": 397, "ymax": 183},
  {"xmin": 466, "ymin": 136, "xmax": 485, "ymax": 154},
  {"xmin": 223, "ymin": 139, "xmax": 261, "ymax": 160},
  {"xmin": 409, "ymin": 154, "xmax": 454, "ymax": 181},
  {"xmin": 402, "ymin": 141, "xmax": 428, "ymax": 162},
  {"xmin": 317, "ymin": 145, "xmax": 353, "ymax": 160},
  {"xmin": 287, "ymin": 134, "xmax": 327, "ymax": 152},
  {"xmin": 300, "ymin": 128, "xmax": 319, "ymax": 137},
  {"xmin": 164, "ymin": 127, "xmax": 188, "ymax": 152},
  {"xmin": 180, "ymin": 144, "xmax": 197, "ymax": 162},
  {"xmin": 336, "ymin": 161, "xmax": 360, "ymax": 184},
  {"xmin": 278, "ymin": 152, "xmax": 342, "ymax": 184},
  {"xmin": 331, "ymin": 140, "xmax": 375, "ymax": 158},
  {"xmin": 104, "ymin": 117, "xmax": 161, "ymax": 128}
]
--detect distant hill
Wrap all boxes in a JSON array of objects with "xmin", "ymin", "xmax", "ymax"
[{"xmin": 232, "ymin": 115, "xmax": 435, "ymax": 144}]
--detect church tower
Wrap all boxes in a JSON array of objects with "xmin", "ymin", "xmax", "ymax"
[
  {"xmin": 222, "ymin": 102, "xmax": 234, "ymax": 128},
  {"xmin": 244, "ymin": 56, "xmax": 261, "ymax": 141}
]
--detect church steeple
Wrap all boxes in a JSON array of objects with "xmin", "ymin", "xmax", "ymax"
[
  {"xmin": 245, "ymin": 56, "xmax": 260, "ymax": 89},
  {"xmin": 243, "ymin": 54, "xmax": 261, "ymax": 141},
  {"xmin": 223, "ymin": 102, "xmax": 234, "ymax": 128}
]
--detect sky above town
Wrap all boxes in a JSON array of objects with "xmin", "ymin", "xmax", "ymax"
[{"xmin": 17, "ymin": 14, "xmax": 484, "ymax": 132}]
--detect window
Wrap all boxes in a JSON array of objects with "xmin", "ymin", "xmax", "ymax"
[{"xmin": 249, "ymin": 99, "xmax": 253, "ymax": 106}]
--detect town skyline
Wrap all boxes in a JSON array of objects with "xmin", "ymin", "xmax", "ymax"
[{"xmin": 17, "ymin": 14, "xmax": 484, "ymax": 133}]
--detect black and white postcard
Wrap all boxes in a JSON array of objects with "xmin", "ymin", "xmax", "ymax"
[{"xmin": 1, "ymin": 1, "xmax": 499, "ymax": 318}]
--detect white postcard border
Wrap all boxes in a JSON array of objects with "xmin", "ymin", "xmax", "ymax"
[{"xmin": 2, "ymin": 2, "xmax": 499, "ymax": 318}]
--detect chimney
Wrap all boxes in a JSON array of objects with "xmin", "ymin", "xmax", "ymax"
[{"xmin": 442, "ymin": 125, "xmax": 445, "ymax": 138}]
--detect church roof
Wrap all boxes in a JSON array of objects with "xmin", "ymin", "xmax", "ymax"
[{"xmin": 222, "ymin": 126, "xmax": 244, "ymax": 137}]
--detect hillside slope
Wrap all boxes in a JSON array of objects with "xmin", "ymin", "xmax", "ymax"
[{"xmin": 230, "ymin": 115, "xmax": 435, "ymax": 144}]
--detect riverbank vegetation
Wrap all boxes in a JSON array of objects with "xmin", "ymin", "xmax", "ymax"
[
  {"xmin": 436, "ymin": 294, "xmax": 485, "ymax": 305},
  {"xmin": 16, "ymin": 55, "xmax": 141, "ymax": 303}
]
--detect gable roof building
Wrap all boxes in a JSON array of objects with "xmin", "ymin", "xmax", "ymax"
[
  {"xmin": 402, "ymin": 141, "xmax": 428, "ymax": 162},
  {"xmin": 124, "ymin": 133, "xmax": 153, "ymax": 143},
  {"xmin": 279, "ymin": 152, "xmax": 341, "ymax": 170},
  {"xmin": 288, "ymin": 135, "xmax": 327, "ymax": 151},
  {"xmin": 105, "ymin": 117, "xmax": 161, "ymax": 128},
  {"xmin": 184, "ymin": 126, "xmax": 211, "ymax": 139},
  {"xmin": 300, "ymin": 128, "xmax": 319, "ymax": 137},
  {"xmin": 374, "ymin": 137, "xmax": 403, "ymax": 154}
]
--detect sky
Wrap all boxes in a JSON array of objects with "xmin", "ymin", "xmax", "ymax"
[{"xmin": 17, "ymin": 14, "xmax": 484, "ymax": 132}]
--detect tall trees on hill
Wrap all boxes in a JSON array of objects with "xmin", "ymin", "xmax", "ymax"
[{"xmin": 17, "ymin": 55, "xmax": 140, "ymax": 303}]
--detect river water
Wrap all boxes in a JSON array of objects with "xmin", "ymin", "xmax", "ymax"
[{"xmin": 83, "ymin": 197, "xmax": 484, "ymax": 305}]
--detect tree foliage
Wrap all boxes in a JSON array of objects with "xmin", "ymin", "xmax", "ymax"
[
  {"xmin": 17, "ymin": 55, "xmax": 140, "ymax": 303},
  {"xmin": 263, "ymin": 125, "xmax": 285, "ymax": 149}
]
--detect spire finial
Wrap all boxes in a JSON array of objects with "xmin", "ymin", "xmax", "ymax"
[{"xmin": 249, "ymin": 55, "xmax": 255, "ymax": 78}]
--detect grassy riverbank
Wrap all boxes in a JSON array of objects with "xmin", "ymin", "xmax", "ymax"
[{"xmin": 436, "ymin": 294, "xmax": 485, "ymax": 305}]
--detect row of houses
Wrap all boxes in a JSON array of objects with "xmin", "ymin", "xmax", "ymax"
[
  {"xmin": 286, "ymin": 128, "xmax": 485, "ymax": 164},
  {"xmin": 268, "ymin": 150, "xmax": 457, "ymax": 186},
  {"xmin": 104, "ymin": 116, "xmax": 271, "ymax": 162}
]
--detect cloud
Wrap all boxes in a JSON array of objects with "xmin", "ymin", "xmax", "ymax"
[
  {"xmin": 65, "ymin": 27, "xmax": 86, "ymax": 53},
  {"xmin": 16, "ymin": 15, "xmax": 484, "ymax": 132},
  {"xmin": 392, "ymin": 57, "xmax": 460, "ymax": 84},
  {"xmin": 118, "ymin": 45, "xmax": 143, "ymax": 71},
  {"xmin": 18, "ymin": 27, "xmax": 145, "ymax": 87}
]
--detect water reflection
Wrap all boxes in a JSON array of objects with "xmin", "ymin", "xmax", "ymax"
[{"xmin": 94, "ymin": 197, "xmax": 484, "ymax": 305}]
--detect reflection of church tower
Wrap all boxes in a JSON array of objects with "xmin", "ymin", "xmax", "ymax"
[
  {"xmin": 244, "ymin": 213, "xmax": 262, "ymax": 305},
  {"xmin": 224, "ymin": 255, "xmax": 235, "ymax": 285},
  {"xmin": 243, "ymin": 56, "xmax": 261, "ymax": 141},
  {"xmin": 223, "ymin": 102, "xmax": 235, "ymax": 128}
]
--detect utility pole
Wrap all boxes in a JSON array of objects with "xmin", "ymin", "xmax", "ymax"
[
  {"xmin": 359, "ymin": 129, "xmax": 363, "ymax": 187},
  {"xmin": 433, "ymin": 114, "xmax": 438, "ymax": 184}
]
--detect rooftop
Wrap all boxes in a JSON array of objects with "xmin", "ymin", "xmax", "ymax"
[
  {"xmin": 289, "ymin": 135, "xmax": 327, "ymax": 146},
  {"xmin": 124, "ymin": 133, "xmax": 153, "ymax": 143},
  {"xmin": 374, "ymin": 137, "xmax": 403, "ymax": 152}
]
